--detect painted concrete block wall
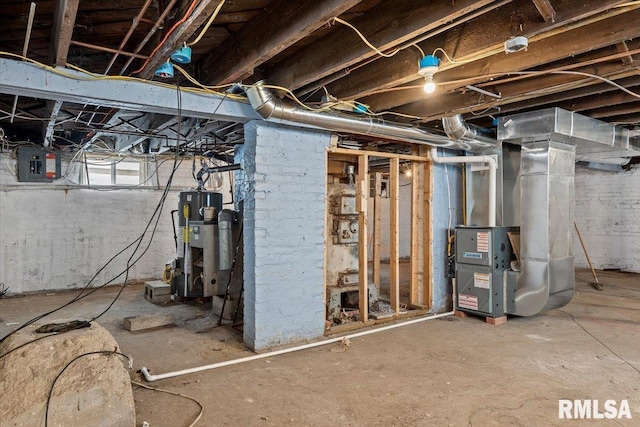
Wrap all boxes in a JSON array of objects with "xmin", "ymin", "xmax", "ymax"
[
  {"xmin": 241, "ymin": 121, "xmax": 329, "ymax": 350},
  {"xmin": 432, "ymin": 160, "xmax": 461, "ymax": 313},
  {"xmin": 574, "ymin": 165, "xmax": 640, "ymax": 272},
  {"xmin": 0, "ymin": 153, "xmax": 226, "ymax": 294}
]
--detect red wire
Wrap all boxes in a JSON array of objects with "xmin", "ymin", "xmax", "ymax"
[{"xmin": 131, "ymin": 0, "xmax": 199, "ymax": 75}]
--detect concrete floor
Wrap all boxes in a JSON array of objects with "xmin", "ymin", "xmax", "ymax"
[{"xmin": 1, "ymin": 268, "xmax": 639, "ymax": 426}]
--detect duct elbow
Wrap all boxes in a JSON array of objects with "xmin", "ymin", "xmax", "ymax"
[
  {"xmin": 442, "ymin": 115, "xmax": 472, "ymax": 141},
  {"xmin": 246, "ymin": 81, "xmax": 278, "ymax": 120},
  {"xmin": 442, "ymin": 115, "xmax": 498, "ymax": 149}
]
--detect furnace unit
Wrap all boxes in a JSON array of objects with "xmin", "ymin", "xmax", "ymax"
[{"xmin": 455, "ymin": 226, "xmax": 517, "ymax": 318}]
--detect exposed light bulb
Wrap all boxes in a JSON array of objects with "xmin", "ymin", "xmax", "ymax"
[
  {"xmin": 418, "ymin": 54, "xmax": 440, "ymax": 95},
  {"xmin": 423, "ymin": 80, "xmax": 436, "ymax": 93}
]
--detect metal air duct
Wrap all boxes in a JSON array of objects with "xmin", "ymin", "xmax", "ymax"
[
  {"xmin": 245, "ymin": 82, "xmax": 498, "ymax": 152},
  {"xmin": 511, "ymin": 141, "xmax": 575, "ymax": 316},
  {"xmin": 442, "ymin": 114, "xmax": 497, "ymax": 148}
]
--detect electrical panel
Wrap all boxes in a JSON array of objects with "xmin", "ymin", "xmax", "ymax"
[{"xmin": 17, "ymin": 147, "xmax": 61, "ymax": 182}]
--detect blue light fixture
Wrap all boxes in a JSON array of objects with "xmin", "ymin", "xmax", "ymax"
[
  {"xmin": 353, "ymin": 103, "xmax": 368, "ymax": 114},
  {"xmin": 418, "ymin": 55, "xmax": 440, "ymax": 94},
  {"xmin": 170, "ymin": 45, "xmax": 192, "ymax": 64},
  {"xmin": 154, "ymin": 61, "xmax": 174, "ymax": 78}
]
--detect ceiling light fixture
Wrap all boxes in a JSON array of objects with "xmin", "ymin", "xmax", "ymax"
[
  {"xmin": 504, "ymin": 36, "xmax": 528, "ymax": 54},
  {"xmin": 170, "ymin": 44, "xmax": 192, "ymax": 64},
  {"xmin": 154, "ymin": 61, "xmax": 174, "ymax": 78},
  {"xmin": 418, "ymin": 55, "xmax": 440, "ymax": 94}
]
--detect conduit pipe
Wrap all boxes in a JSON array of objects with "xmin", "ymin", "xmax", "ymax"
[
  {"xmin": 246, "ymin": 82, "xmax": 498, "ymax": 152},
  {"xmin": 430, "ymin": 147, "xmax": 497, "ymax": 227},
  {"xmin": 141, "ymin": 311, "xmax": 453, "ymax": 382}
]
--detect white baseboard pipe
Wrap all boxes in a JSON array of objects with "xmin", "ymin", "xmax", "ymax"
[
  {"xmin": 430, "ymin": 147, "xmax": 497, "ymax": 227},
  {"xmin": 141, "ymin": 311, "xmax": 454, "ymax": 382}
]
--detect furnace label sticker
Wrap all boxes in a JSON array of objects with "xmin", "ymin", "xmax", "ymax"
[
  {"xmin": 458, "ymin": 294, "xmax": 478, "ymax": 310},
  {"xmin": 473, "ymin": 272, "xmax": 491, "ymax": 289},
  {"xmin": 463, "ymin": 252, "xmax": 482, "ymax": 259},
  {"xmin": 477, "ymin": 231, "xmax": 489, "ymax": 253}
]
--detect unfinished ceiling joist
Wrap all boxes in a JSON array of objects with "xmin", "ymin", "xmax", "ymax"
[
  {"xmin": 49, "ymin": 0, "xmax": 80, "ymax": 66},
  {"xmin": 266, "ymin": 0, "xmax": 497, "ymax": 91},
  {"xmin": 202, "ymin": 0, "xmax": 363, "ymax": 85}
]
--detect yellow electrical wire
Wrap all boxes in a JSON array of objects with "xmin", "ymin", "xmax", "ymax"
[
  {"xmin": 333, "ymin": 17, "xmax": 400, "ymax": 58},
  {"xmin": 162, "ymin": 265, "xmax": 173, "ymax": 284},
  {"xmin": 187, "ymin": 0, "xmax": 226, "ymax": 47},
  {"xmin": 0, "ymin": 51, "xmax": 244, "ymax": 101}
]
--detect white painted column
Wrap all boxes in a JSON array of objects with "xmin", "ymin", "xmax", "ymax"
[{"xmin": 240, "ymin": 121, "xmax": 330, "ymax": 350}]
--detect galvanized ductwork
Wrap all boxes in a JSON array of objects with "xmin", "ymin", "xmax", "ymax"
[
  {"xmin": 246, "ymin": 85, "xmax": 616, "ymax": 318},
  {"xmin": 245, "ymin": 82, "xmax": 497, "ymax": 152},
  {"xmin": 511, "ymin": 141, "xmax": 575, "ymax": 316},
  {"xmin": 499, "ymin": 107, "xmax": 640, "ymax": 162},
  {"xmin": 497, "ymin": 108, "xmax": 640, "ymax": 315},
  {"xmin": 442, "ymin": 114, "xmax": 497, "ymax": 148}
]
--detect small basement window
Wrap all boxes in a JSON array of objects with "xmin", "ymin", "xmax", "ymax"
[{"xmin": 81, "ymin": 156, "xmax": 144, "ymax": 187}]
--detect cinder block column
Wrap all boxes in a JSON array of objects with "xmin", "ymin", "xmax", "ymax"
[{"xmin": 240, "ymin": 121, "xmax": 330, "ymax": 350}]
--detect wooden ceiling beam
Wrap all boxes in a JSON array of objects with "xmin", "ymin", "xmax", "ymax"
[
  {"xmin": 138, "ymin": 0, "xmax": 222, "ymax": 79},
  {"xmin": 265, "ymin": 0, "xmax": 498, "ymax": 91},
  {"xmin": 201, "ymin": 0, "xmax": 363, "ymax": 85},
  {"xmin": 587, "ymin": 101, "xmax": 640, "ymax": 119},
  {"xmin": 531, "ymin": 0, "xmax": 557, "ymax": 22},
  {"xmin": 491, "ymin": 75, "xmax": 640, "ymax": 116},
  {"xmin": 325, "ymin": 0, "xmax": 631, "ymax": 101},
  {"xmin": 605, "ymin": 113, "xmax": 640, "ymax": 124},
  {"xmin": 366, "ymin": 7, "xmax": 640, "ymax": 114},
  {"xmin": 49, "ymin": 0, "xmax": 79, "ymax": 66},
  {"xmin": 418, "ymin": 63, "xmax": 640, "ymax": 122}
]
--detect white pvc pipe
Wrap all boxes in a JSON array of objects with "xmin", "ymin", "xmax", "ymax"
[
  {"xmin": 430, "ymin": 147, "xmax": 497, "ymax": 227},
  {"xmin": 141, "ymin": 311, "xmax": 454, "ymax": 382}
]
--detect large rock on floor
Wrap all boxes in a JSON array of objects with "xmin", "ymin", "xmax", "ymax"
[{"xmin": 0, "ymin": 320, "xmax": 135, "ymax": 426}]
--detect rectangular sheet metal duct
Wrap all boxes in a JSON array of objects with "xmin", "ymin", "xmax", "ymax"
[{"xmin": 498, "ymin": 107, "xmax": 640, "ymax": 160}]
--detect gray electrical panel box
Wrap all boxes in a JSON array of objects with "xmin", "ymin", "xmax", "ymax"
[
  {"xmin": 455, "ymin": 226, "xmax": 517, "ymax": 317},
  {"xmin": 17, "ymin": 147, "xmax": 61, "ymax": 182}
]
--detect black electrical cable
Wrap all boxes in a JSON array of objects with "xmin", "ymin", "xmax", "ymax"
[
  {"xmin": 1, "ymin": 87, "xmax": 185, "ymax": 348},
  {"xmin": 0, "ymin": 234, "xmax": 145, "ymax": 345},
  {"xmin": 44, "ymin": 350, "xmax": 131, "ymax": 427},
  {"xmin": 0, "ymin": 159, "xmax": 183, "ymax": 357},
  {"xmin": 90, "ymin": 86, "xmax": 184, "ymax": 322},
  {"xmin": 0, "ymin": 334, "xmax": 57, "ymax": 359}
]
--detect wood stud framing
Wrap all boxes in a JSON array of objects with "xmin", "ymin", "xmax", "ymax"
[
  {"xmin": 373, "ymin": 172, "xmax": 383, "ymax": 289},
  {"xmin": 389, "ymin": 158, "xmax": 400, "ymax": 314},
  {"xmin": 356, "ymin": 154, "xmax": 369, "ymax": 323},
  {"xmin": 327, "ymin": 147, "xmax": 433, "ymax": 327}
]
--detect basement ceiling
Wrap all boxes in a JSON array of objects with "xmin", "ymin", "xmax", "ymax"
[{"xmin": 1, "ymin": 0, "xmax": 639, "ymax": 154}]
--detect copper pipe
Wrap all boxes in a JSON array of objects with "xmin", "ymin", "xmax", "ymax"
[
  {"xmin": 104, "ymin": 0, "xmax": 153, "ymax": 74},
  {"xmin": 70, "ymin": 40, "xmax": 149, "ymax": 59}
]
